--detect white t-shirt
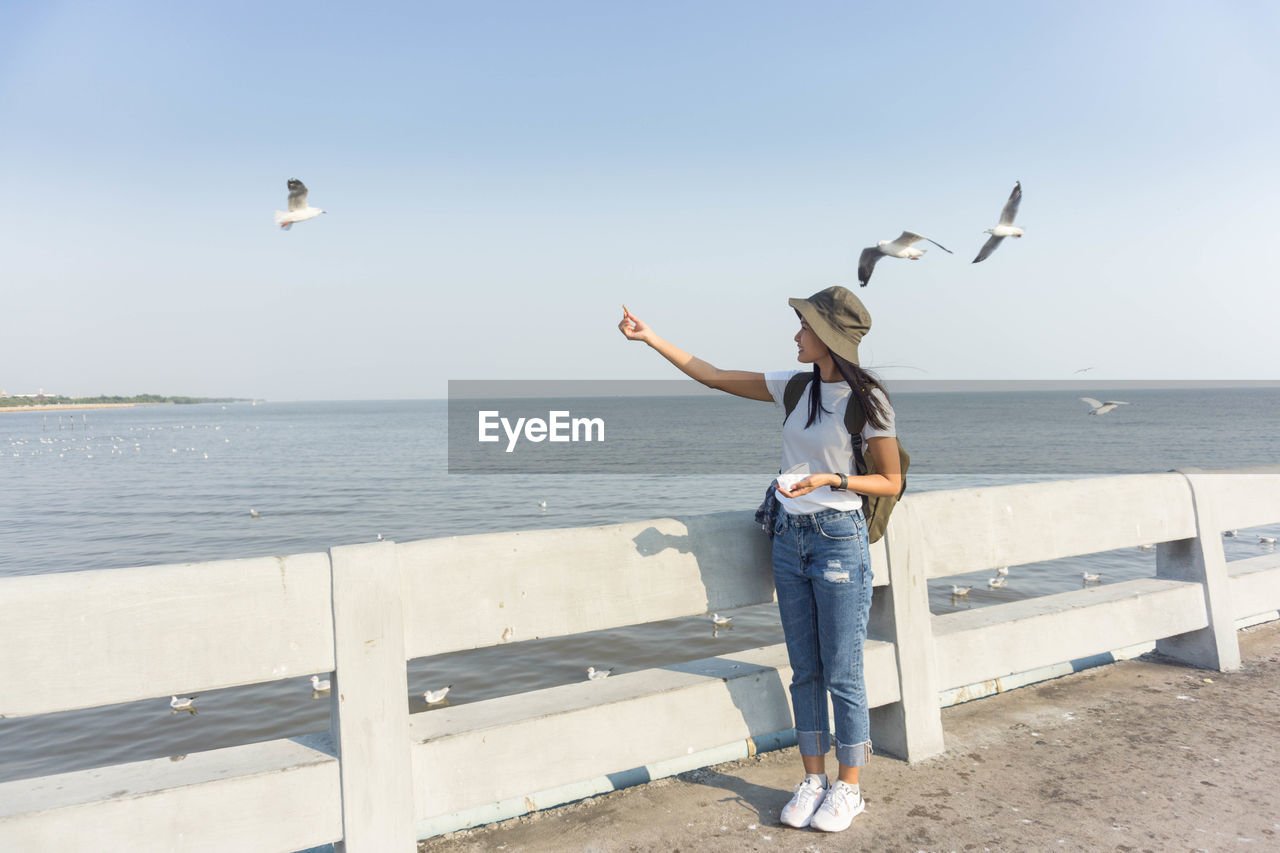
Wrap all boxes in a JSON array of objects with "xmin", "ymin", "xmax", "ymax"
[{"xmin": 764, "ymin": 369, "xmax": 897, "ymax": 516}]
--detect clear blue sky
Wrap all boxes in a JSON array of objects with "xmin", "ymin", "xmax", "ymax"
[{"xmin": 3, "ymin": 1, "xmax": 1278, "ymax": 399}]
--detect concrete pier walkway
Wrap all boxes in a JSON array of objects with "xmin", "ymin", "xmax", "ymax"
[{"xmin": 419, "ymin": 619, "xmax": 1280, "ymax": 853}]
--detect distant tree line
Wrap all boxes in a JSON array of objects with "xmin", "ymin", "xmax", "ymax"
[{"xmin": 0, "ymin": 394, "xmax": 246, "ymax": 408}]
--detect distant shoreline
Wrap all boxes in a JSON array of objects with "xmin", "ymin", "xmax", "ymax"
[{"xmin": 0, "ymin": 403, "xmax": 159, "ymax": 414}]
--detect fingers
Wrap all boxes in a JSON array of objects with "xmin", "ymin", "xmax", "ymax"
[{"xmin": 618, "ymin": 304, "xmax": 644, "ymax": 340}]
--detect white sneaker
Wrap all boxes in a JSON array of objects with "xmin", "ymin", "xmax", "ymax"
[
  {"xmin": 780, "ymin": 777, "xmax": 827, "ymax": 828},
  {"xmin": 809, "ymin": 780, "xmax": 864, "ymax": 832}
]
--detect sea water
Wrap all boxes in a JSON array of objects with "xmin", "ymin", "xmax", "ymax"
[{"xmin": 1, "ymin": 387, "xmax": 1277, "ymax": 782}]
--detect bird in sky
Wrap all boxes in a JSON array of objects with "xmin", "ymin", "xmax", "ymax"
[
  {"xmin": 1081, "ymin": 397, "xmax": 1130, "ymax": 416},
  {"xmin": 274, "ymin": 179, "xmax": 326, "ymax": 230},
  {"xmin": 858, "ymin": 231, "xmax": 953, "ymax": 286},
  {"xmin": 973, "ymin": 181, "xmax": 1024, "ymax": 264},
  {"xmin": 423, "ymin": 685, "xmax": 452, "ymax": 704}
]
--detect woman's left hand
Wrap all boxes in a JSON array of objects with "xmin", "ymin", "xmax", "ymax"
[{"xmin": 776, "ymin": 474, "xmax": 838, "ymax": 499}]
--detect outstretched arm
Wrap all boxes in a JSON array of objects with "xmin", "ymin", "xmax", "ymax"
[{"xmin": 619, "ymin": 307, "xmax": 772, "ymax": 401}]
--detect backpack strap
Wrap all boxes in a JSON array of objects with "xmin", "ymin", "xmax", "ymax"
[
  {"xmin": 782, "ymin": 373, "xmax": 811, "ymax": 422},
  {"xmin": 846, "ymin": 388, "xmax": 869, "ymax": 477}
]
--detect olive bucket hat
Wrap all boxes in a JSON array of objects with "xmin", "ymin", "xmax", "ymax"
[{"xmin": 787, "ymin": 285, "xmax": 871, "ymax": 366}]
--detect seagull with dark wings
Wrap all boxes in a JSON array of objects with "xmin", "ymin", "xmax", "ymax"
[
  {"xmin": 973, "ymin": 181, "xmax": 1023, "ymax": 263},
  {"xmin": 857, "ymin": 231, "xmax": 953, "ymax": 287},
  {"xmin": 274, "ymin": 178, "xmax": 327, "ymax": 230}
]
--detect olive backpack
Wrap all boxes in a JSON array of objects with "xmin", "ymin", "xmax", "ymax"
[{"xmin": 781, "ymin": 373, "xmax": 909, "ymax": 544}]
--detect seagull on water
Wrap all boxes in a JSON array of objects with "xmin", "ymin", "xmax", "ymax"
[
  {"xmin": 1260, "ymin": 536, "xmax": 1277, "ymax": 545},
  {"xmin": 1223, "ymin": 529, "xmax": 1238, "ymax": 538},
  {"xmin": 710, "ymin": 613, "xmax": 733, "ymax": 627},
  {"xmin": 423, "ymin": 685, "xmax": 453, "ymax": 704},
  {"xmin": 973, "ymin": 181, "xmax": 1024, "ymax": 264},
  {"xmin": 1081, "ymin": 397, "xmax": 1130, "ymax": 416},
  {"xmin": 170, "ymin": 695, "xmax": 198, "ymax": 713},
  {"xmin": 988, "ymin": 576, "xmax": 1007, "ymax": 589},
  {"xmin": 274, "ymin": 178, "xmax": 326, "ymax": 230},
  {"xmin": 310, "ymin": 675, "xmax": 330, "ymax": 693},
  {"xmin": 249, "ymin": 508, "xmax": 259, "ymax": 519},
  {"xmin": 586, "ymin": 666, "xmax": 614, "ymax": 681},
  {"xmin": 995, "ymin": 566, "xmax": 1009, "ymax": 576},
  {"xmin": 950, "ymin": 585, "xmax": 971, "ymax": 597},
  {"xmin": 858, "ymin": 231, "xmax": 953, "ymax": 287},
  {"xmin": 1082, "ymin": 571, "xmax": 1101, "ymax": 583}
]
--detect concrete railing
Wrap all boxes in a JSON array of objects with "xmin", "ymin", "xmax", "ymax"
[{"xmin": 2, "ymin": 465, "xmax": 1279, "ymax": 852}]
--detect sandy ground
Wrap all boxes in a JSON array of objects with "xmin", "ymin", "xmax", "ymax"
[{"xmin": 420, "ymin": 619, "xmax": 1280, "ymax": 852}]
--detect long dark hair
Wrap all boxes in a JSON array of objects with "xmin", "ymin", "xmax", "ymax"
[{"xmin": 802, "ymin": 354, "xmax": 891, "ymax": 431}]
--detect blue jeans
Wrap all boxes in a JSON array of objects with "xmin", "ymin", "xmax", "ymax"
[{"xmin": 772, "ymin": 507, "xmax": 874, "ymax": 768}]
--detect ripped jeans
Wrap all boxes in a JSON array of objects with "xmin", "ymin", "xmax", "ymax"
[{"xmin": 772, "ymin": 507, "xmax": 874, "ymax": 767}]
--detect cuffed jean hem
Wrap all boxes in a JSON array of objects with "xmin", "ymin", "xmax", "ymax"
[
  {"xmin": 796, "ymin": 730, "xmax": 830, "ymax": 758},
  {"xmin": 835, "ymin": 737, "xmax": 873, "ymax": 768}
]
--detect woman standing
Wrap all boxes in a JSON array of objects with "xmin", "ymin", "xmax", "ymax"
[{"xmin": 618, "ymin": 286, "xmax": 901, "ymax": 833}]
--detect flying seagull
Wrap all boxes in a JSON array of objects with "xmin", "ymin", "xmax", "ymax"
[
  {"xmin": 1081, "ymin": 397, "xmax": 1130, "ymax": 416},
  {"xmin": 858, "ymin": 231, "xmax": 953, "ymax": 286},
  {"xmin": 274, "ymin": 179, "xmax": 326, "ymax": 230},
  {"xmin": 973, "ymin": 181, "xmax": 1024, "ymax": 264}
]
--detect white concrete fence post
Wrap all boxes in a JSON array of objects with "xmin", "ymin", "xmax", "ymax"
[
  {"xmin": 328, "ymin": 542, "xmax": 417, "ymax": 852},
  {"xmin": 1156, "ymin": 469, "xmax": 1242, "ymax": 672},
  {"xmin": 868, "ymin": 501, "xmax": 947, "ymax": 762}
]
